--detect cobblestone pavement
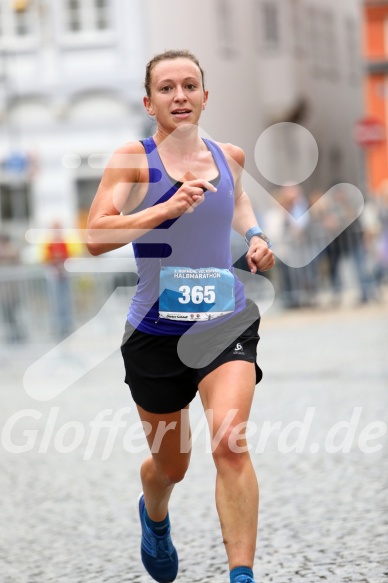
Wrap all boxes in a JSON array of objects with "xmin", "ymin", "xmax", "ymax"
[{"xmin": 0, "ymin": 301, "xmax": 387, "ymax": 583}]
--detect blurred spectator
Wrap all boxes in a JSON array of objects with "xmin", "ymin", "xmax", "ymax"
[
  {"xmin": 0, "ymin": 234, "xmax": 24, "ymax": 342},
  {"xmin": 359, "ymin": 193, "xmax": 383, "ymax": 297},
  {"xmin": 375, "ymin": 182, "xmax": 388, "ymax": 288},
  {"xmin": 265, "ymin": 184, "xmax": 312, "ymax": 308},
  {"xmin": 305, "ymin": 189, "xmax": 330, "ymax": 300},
  {"xmin": 327, "ymin": 186, "xmax": 375, "ymax": 304},
  {"xmin": 43, "ymin": 221, "xmax": 73, "ymax": 338}
]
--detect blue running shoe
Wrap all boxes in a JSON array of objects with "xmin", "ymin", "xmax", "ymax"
[
  {"xmin": 234, "ymin": 577, "xmax": 255, "ymax": 583},
  {"xmin": 138, "ymin": 493, "xmax": 178, "ymax": 583}
]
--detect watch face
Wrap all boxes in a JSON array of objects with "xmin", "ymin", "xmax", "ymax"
[{"xmin": 259, "ymin": 234, "xmax": 270, "ymax": 244}]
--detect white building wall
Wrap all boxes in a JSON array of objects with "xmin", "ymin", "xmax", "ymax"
[
  {"xmin": 0, "ymin": 0, "xmax": 148, "ymax": 240},
  {"xmin": 144, "ymin": 0, "xmax": 267, "ymax": 180},
  {"xmin": 0, "ymin": 0, "xmax": 365, "ymax": 240},
  {"xmin": 145, "ymin": 0, "xmax": 364, "ymax": 198}
]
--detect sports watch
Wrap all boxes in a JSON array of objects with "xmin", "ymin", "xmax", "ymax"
[{"xmin": 244, "ymin": 226, "xmax": 272, "ymax": 248}]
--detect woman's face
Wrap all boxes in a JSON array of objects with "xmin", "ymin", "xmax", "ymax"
[{"xmin": 144, "ymin": 58, "xmax": 208, "ymax": 134}]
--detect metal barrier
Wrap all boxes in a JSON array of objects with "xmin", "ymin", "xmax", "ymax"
[
  {"xmin": 232, "ymin": 225, "xmax": 380, "ymax": 309},
  {"xmin": 0, "ymin": 265, "xmax": 134, "ymax": 343},
  {"xmin": 0, "ymin": 230, "xmax": 382, "ymax": 344}
]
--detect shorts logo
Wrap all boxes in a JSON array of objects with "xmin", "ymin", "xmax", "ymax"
[{"xmin": 233, "ymin": 342, "xmax": 245, "ymax": 355}]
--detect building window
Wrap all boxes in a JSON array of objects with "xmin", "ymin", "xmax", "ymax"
[
  {"xmin": 0, "ymin": 0, "xmax": 39, "ymax": 48},
  {"xmin": 62, "ymin": 0, "xmax": 112, "ymax": 36},
  {"xmin": 75, "ymin": 177, "xmax": 100, "ymax": 227},
  {"xmin": 76, "ymin": 177, "xmax": 100, "ymax": 214},
  {"xmin": 216, "ymin": 0, "xmax": 236, "ymax": 59},
  {"xmin": 261, "ymin": 0, "xmax": 280, "ymax": 51},
  {"xmin": 15, "ymin": 11, "xmax": 30, "ymax": 36},
  {"xmin": 0, "ymin": 3, "xmax": 4, "ymax": 38},
  {"xmin": 66, "ymin": 0, "xmax": 82, "ymax": 32},
  {"xmin": 346, "ymin": 16, "xmax": 361, "ymax": 83},
  {"xmin": 308, "ymin": 6, "xmax": 338, "ymax": 79},
  {"xmin": 0, "ymin": 182, "xmax": 31, "ymax": 222},
  {"xmin": 329, "ymin": 146, "xmax": 342, "ymax": 183},
  {"xmin": 322, "ymin": 10, "xmax": 338, "ymax": 80},
  {"xmin": 95, "ymin": 0, "xmax": 110, "ymax": 30},
  {"xmin": 309, "ymin": 5, "xmax": 324, "ymax": 77},
  {"xmin": 291, "ymin": 0, "xmax": 305, "ymax": 58}
]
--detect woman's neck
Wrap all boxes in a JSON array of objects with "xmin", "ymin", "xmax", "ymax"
[{"xmin": 153, "ymin": 124, "xmax": 205, "ymax": 158}]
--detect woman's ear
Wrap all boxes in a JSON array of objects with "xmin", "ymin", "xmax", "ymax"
[
  {"xmin": 202, "ymin": 90, "xmax": 209, "ymax": 111},
  {"xmin": 143, "ymin": 95, "xmax": 155, "ymax": 116}
]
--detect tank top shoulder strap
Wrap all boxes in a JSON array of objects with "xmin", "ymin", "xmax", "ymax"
[
  {"xmin": 139, "ymin": 137, "xmax": 163, "ymax": 184},
  {"xmin": 202, "ymin": 139, "xmax": 235, "ymax": 188},
  {"xmin": 140, "ymin": 136, "xmax": 157, "ymax": 155}
]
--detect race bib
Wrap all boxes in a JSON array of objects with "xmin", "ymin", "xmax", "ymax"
[{"xmin": 159, "ymin": 266, "xmax": 235, "ymax": 321}]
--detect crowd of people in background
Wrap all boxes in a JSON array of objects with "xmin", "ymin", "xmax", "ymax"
[
  {"xmin": 42, "ymin": 221, "xmax": 74, "ymax": 339},
  {"xmin": 260, "ymin": 182, "xmax": 388, "ymax": 309},
  {"xmin": 0, "ymin": 221, "xmax": 75, "ymax": 342},
  {"xmin": 1, "ymin": 184, "xmax": 388, "ymax": 343},
  {"xmin": 0, "ymin": 234, "xmax": 24, "ymax": 343}
]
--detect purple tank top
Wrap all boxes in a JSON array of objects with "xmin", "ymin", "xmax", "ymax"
[{"xmin": 127, "ymin": 136, "xmax": 246, "ymax": 335}]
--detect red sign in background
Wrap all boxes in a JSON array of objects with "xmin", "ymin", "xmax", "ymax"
[{"xmin": 353, "ymin": 117, "xmax": 386, "ymax": 147}]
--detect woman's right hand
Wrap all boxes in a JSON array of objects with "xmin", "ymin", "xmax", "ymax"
[{"xmin": 164, "ymin": 179, "xmax": 217, "ymax": 218}]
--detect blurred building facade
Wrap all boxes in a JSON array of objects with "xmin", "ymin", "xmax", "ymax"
[
  {"xmin": 0, "ymin": 0, "xmax": 365, "ymax": 245},
  {"xmin": 0, "ymin": 0, "xmax": 148, "ymax": 244},
  {"xmin": 146, "ymin": 0, "xmax": 364, "ymax": 200},
  {"xmin": 362, "ymin": 0, "xmax": 388, "ymax": 193}
]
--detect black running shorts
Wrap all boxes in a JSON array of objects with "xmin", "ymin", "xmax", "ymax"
[{"xmin": 121, "ymin": 300, "xmax": 262, "ymax": 414}]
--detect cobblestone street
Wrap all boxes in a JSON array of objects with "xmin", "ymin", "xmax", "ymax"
[{"xmin": 1, "ymin": 301, "xmax": 387, "ymax": 583}]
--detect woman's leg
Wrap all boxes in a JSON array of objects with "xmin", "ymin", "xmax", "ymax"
[
  {"xmin": 136, "ymin": 404, "xmax": 191, "ymax": 521},
  {"xmin": 198, "ymin": 361, "xmax": 258, "ymax": 571}
]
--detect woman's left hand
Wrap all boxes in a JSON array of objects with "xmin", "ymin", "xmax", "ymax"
[{"xmin": 246, "ymin": 237, "xmax": 275, "ymax": 273}]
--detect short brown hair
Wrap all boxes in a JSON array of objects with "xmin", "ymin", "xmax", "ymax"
[{"xmin": 144, "ymin": 50, "xmax": 205, "ymax": 97}]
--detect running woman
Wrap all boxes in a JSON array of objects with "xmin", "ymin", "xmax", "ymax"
[{"xmin": 86, "ymin": 50, "xmax": 274, "ymax": 583}]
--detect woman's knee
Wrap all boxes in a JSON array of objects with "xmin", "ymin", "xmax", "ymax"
[
  {"xmin": 155, "ymin": 454, "xmax": 191, "ymax": 485},
  {"xmin": 160, "ymin": 462, "xmax": 189, "ymax": 485},
  {"xmin": 211, "ymin": 424, "xmax": 251, "ymax": 471}
]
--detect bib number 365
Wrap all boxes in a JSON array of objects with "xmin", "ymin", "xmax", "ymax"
[
  {"xmin": 178, "ymin": 285, "xmax": 215, "ymax": 305},
  {"xmin": 159, "ymin": 266, "xmax": 235, "ymax": 321}
]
